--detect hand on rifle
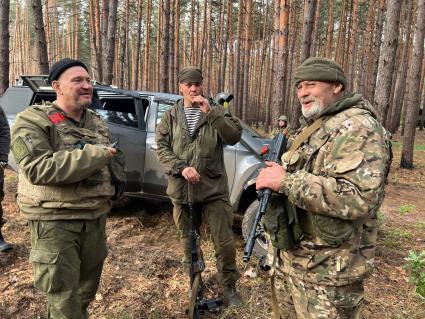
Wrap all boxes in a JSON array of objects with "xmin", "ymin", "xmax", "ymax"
[
  {"xmin": 182, "ymin": 167, "xmax": 201, "ymax": 184},
  {"xmin": 256, "ymin": 161, "xmax": 286, "ymax": 192}
]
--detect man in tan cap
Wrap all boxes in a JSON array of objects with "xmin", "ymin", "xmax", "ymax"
[
  {"xmin": 155, "ymin": 66, "xmax": 242, "ymax": 306},
  {"xmin": 256, "ymin": 57, "xmax": 392, "ymax": 318}
]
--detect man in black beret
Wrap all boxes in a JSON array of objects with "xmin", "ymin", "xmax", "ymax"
[
  {"xmin": 156, "ymin": 66, "xmax": 243, "ymax": 307},
  {"xmin": 256, "ymin": 57, "xmax": 392, "ymax": 318},
  {"xmin": 11, "ymin": 58, "xmax": 118, "ymax": 318}
]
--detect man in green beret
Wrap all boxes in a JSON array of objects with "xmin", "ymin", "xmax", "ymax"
[
  {"xmin": 156, "ymin": 66, "xmax": 242, "ymax": 306},
  {"xmin": 256, "ymin": 57, "xmax": 392, "ymax": 318},
  {"xmin": 11, "ymin": 58, "xmax": 119, "ymax": 318}
]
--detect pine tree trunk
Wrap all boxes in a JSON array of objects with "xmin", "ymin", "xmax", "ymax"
[
  {"xmin": 31, "ymin": 0, "xmax": 49, "ymax": 73},
  {"xmin": 374, "ymin": 0, "xmax": 402, "ymax": 126},
  {"xmin": 400, "ymin": 0, "xmax": 425, "ymax": 168},
  {"xmin": 102, "ymin": 0, "xmax": 118, "ymax": 85},
  {"xmin": 272, "ymin": 0, "xmax": 289, "ymax": 127},
  {"xmin": 143, "ymin": 0, "xmax": 152, "ymax": 90},
  {"xmin": 325, "ymin": 0, "xmax": 334, "ymax": 58},
  {"xmin": 389, "ymin": 0, "xmax": 414, "ymax": 133},
  {"xmin": 134, "ymin": 0, "xmax": 142, "ymax": 90},
  {"xmin": 160, "ymin": 0, "xmax": 170, "ymax": 92}
]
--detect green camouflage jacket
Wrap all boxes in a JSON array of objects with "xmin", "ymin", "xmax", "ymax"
[
  {"xmin": 11, "ymin": 101, "xmax": 114, "ymax": 220},
  {"xmin": 278, "ymin": 93, "xmax": 392, "ymax": 285},
  {"xmin": 155, "ymin": 99, "xmax": 241, "ymax": 203}
]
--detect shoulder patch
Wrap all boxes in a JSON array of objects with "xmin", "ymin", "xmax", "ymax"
[
  {"xmin": 11, "ymin": 136, "xmax": 30, "ymax": 163},
  {"xmin": 48, "ymin": 112, "xmax": 66, "ymax": 124}
]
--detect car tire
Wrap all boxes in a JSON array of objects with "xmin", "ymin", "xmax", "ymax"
[{"xmin": 241, "ymin": 200, "xmax": 269, "ymax": 259}]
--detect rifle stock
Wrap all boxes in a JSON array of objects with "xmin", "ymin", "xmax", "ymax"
[{"xmin": 243, "ymin": 133, "xmax": 288, "ymax": 263}]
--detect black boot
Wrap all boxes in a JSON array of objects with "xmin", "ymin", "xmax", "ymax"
[
  {"xmin": 223, "ymin": 283, "xmax": 242, "ymax": 307},
  {"xmin": 0, "ymin": 222, "xmax": 12, "ymax": 252}
]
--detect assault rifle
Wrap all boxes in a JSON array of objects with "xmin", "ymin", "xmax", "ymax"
[
  {"xmin": 243, "ymin": 133, "xmax": 288, "ymax": 263},
  {"xmin": 187, "ymin": 183, "xmax": 222, "ymax": 319}
]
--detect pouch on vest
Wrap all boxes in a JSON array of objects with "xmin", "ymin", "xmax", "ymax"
[
  {"xmin": 108, "ymin": 148, "xmax": 126, "ymax": 200},
  {"xmin": 263, "ymin": 194, "xmax": 302, "ymax": 251}
]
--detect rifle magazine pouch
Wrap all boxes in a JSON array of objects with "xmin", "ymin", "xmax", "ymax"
[
  {"xmin": 108, "ymin": 149, "xmax": 126, "ymax": 200},
  {"xmin": 263, "ymin": 194, "xmax": 302, "ymax": 251}
]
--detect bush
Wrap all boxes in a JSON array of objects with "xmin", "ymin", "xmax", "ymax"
[{"xmin": 405, "ymin": 250, "xmax": 425, "ymax": 299}]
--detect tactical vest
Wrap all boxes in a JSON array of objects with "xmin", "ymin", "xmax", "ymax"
[{"xmin": 17, "ymin": 103, "xmax": 115, "ymax": 210}]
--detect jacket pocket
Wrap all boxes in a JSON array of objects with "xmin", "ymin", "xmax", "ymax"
[
  {"xmin": 202, "ymin": 159, "xmax": 223, "ymax": 178},
  {"xmin": 313, "ymin": 214, "xmax": 354, "ymax": 246}
]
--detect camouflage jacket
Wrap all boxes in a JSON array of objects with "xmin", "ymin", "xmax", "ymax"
[
  {"xmin": 278, "ymin": 93, "xmax": 392, "ymax": 285},
  {"xmin": 155, "ymin": 99, "xmax": 241, "ymax": 203},
  {"xmin": 11, "ymin": 101, "xmax": 114, "ymax": 220},
  {"xmin": 270, "ymin": 126, "xmax": 290, "ymax": 138}
]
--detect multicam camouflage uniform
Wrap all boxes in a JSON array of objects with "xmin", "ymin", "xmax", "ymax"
[
  {"xmin": 270, "ymin": 93, "xmax": 392, "ymax": 318},
  {"xmin": 11, "ymin": 101, "xmax": 115, "ymax": 318}
]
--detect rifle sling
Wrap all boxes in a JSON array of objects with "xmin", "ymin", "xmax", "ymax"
[
  {"xmin": 188, "ymin": 272, "xmax": 201, "ymax": 319},
  {"xmin": 284, "ymin": 117, "xmax": 323, "ymax": 164},
  {"xmin": 270, "ymin": 247, "xmax": 282, "ymax": 319}
]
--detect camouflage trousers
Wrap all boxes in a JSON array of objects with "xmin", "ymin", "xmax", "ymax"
[
  {"xmin": 172, "ymin": 198, "xmax": 240, "ymax": 286},
  {"xmin": 28, "ymin": 215, "xmax": 108, "ymax": 319},
  {"xmin": 272, "ymin": 265, "xmax": 364, "ymax": 319}
]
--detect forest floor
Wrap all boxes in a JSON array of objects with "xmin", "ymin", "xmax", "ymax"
[{"xmin": 0, "ymin": 130, "xmax": 424, "ymax": 319}]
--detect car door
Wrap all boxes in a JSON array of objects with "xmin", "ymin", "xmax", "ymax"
[
  {"xmin": 92, "ymin": 91, "xmax": 148, "ymax": 192},
  {"xmin": 142, "ymin": 96, "xmax": 177, "ymax": 198}
]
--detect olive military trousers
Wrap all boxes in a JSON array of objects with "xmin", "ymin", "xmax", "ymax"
[
  {"xmin": 273, "ymin": 267, "xmax": 364, "ymax": 319},
  {"xmin": 172, "ymin": 198, "xmax": 240, "ymax": 286},
  {"xmin": 28, "ymin": 215, "xmax": 108, "ymax": 319}
]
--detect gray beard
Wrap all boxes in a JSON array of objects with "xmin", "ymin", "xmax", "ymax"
[{"xmin": 301, "ymin": 101, "xmax": 323, "ymax": 120}]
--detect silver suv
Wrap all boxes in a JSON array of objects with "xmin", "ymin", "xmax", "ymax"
[{"xmin": 1, "ymin": 75, "xmax": 271, "ymax": 257}]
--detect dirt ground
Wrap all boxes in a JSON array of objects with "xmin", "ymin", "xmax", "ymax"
[{"xmin": 0, "ymin": 131, "xmax": 424, "ymax": 319}]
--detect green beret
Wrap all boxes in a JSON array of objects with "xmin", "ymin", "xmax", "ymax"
[
  {"xmin": 178, "ymin": 66, "xmax": 203, "ymax": 83},
  {"xmin": 294, "ymin": 57, "xmax": 347, "ymax": 89}
]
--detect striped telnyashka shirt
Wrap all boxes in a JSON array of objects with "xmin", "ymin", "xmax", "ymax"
[{"xmin": 184, "ymin": 107, "xmax": 202, "ymax": 136}]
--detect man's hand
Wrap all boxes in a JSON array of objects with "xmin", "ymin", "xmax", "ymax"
[
  {"xmin": 106, "ymin": 147, "xmax": 117, "ymax": 157},
  {"xmin": 256, "ymin": 161, "xmax": 286, "ymax": 192},
  {"xmin": 192, "ymin": 95, "xmax": 211, "ymax": 113},
  {"xmin": 182, "ymin": 167, "xmax": 200, "ymax": 184}
]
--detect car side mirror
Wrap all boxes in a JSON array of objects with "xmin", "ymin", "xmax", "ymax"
[{"xmin": 214, "ymin": 92, "xmax": 234, "ymax": 106}]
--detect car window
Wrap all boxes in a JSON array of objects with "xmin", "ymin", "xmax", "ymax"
[
  {"xmin": 92, "ymin": 97, "xmax": 139, "ymax": 128},
  {"xmin": 156, "ymin": 101, "xmax": 174, "ymax": 125}
]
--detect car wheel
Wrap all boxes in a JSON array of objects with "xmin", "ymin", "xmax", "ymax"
[{"xmin": 241, "ymin": 200, "xmax": 269, "ymax": 259}]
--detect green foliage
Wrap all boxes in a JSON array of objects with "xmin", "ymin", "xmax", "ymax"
[
  {"xmin": 383, "ymin": 229, "xmax": 413, "ymax": 248},
  {"xmin": 405, "ymin": 250, "xmax": 425, "ymax": 299},
  {"xmin": 399, "ymin": 204, "xmax": 416, "ymax": 215},
  {"xmin": 377, "ymin": 211, "xmax": 385, "ymax": 226},
  {"xmin": 415, "ymin": 222, "xmax": 425, "ymax": 230}
]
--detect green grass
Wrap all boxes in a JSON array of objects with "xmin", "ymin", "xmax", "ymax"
[
  {"xmin": 383, "ymin": 229, "xmax": 413, "ymax": 248},
  {"xmin": 399, "ymin": 204, "xmax": 416, "ymax": 215},
  {"xmin": 391, "ymin": 141, "xmax": 425, "ymax": 151},
  {"xmin": 415, "ymin": 222, "xmax": 425, "ymax": 230}
]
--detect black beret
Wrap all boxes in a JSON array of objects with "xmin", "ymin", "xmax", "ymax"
[{"xmin": 48, "ymin": 58, "xmax": 89, "ymax": 84}]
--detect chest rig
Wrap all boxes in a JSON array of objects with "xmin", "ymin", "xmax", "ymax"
[{"xmin": 17, "ymin": 103, "xmax": 114, "ymax": 210}]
